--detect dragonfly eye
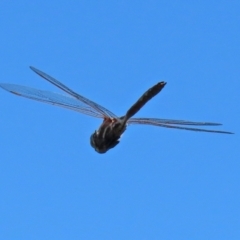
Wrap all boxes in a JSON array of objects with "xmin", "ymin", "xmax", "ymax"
[
  {"xmin": 90, "ymin": 131, "xmax": 120, "ymax": 154},
  {"xmin": 90, "ymin": 131, "xmax": 97, "ymax": 147}
]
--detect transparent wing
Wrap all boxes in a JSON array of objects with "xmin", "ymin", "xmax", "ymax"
[
  {"xmin": 29, "ymin": 66, "xmax": 117, "ymax": 118},
  {"xmin": 0, "ymin": 83, "xmax": 105, "ymax": 118},
  {"xmin": 128, "ymin": 118, "xmax": 233, "ymax": 134},
  {"xmin": 128, "ymin": 118, "xmax": 222, "ymax": 126}
]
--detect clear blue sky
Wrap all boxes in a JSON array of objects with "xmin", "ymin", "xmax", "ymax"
[{"xmin": 0, "ymin": 1, "xmax": 239, "ymax": 239}]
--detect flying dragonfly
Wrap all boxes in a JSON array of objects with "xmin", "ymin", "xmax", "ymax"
[{"xmin": 0, "ymin": 67, "xmax": 233, "ymax": 153}]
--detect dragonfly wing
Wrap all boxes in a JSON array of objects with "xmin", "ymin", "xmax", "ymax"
[
  {"xmin": 0, "ymin": 83, "xmax": 104, "ymax": 118},
  {"xmin": 128, "ymin": 117, "xmax": 222, "ymax": 126},
  {"xmin": 29, "ymin": 66, "xmax": 117, "ymax": 118},
  {"xmin": 128, "ymin": 118, "xmax": 233, "ymax": 134}
]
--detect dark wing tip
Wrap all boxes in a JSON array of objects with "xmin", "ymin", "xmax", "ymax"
[
  {"xmin": 0, "ymin": 83, "xmax": 11, "ymax": 90},
  {"xmin": 29, "ymin": 66, "xmax": 38, "ymax": 73},
  {"xmin": 29, "ymin": 66, "xmax": 46, "ymax": 79},
  {"xmin": 219, "ymin": 131, "xmax": 234, "ymax": 134},
  {"xmin": 0, "ymin": 83, "xmax": 21, "ymax": 96}
]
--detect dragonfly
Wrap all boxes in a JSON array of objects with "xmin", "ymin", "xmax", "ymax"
[{"xmin": 0, "ymin": 67, "xmax": 233, "ymax": 153}]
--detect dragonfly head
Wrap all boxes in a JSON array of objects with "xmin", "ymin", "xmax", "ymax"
[{"xmin": 90, "ymin": 131, "xmax": 120, "ymax": 153}]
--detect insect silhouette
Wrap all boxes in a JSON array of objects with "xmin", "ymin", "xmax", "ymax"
[{"xmin": 0, "ymin": 67, "xmax": 233, "ymax": 153}]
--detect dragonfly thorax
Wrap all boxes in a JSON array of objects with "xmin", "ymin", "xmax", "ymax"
[{"xmin": 90, "ymin": 117, "xmax": 127, "ymax": 153}]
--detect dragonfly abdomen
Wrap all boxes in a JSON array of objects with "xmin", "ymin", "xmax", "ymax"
[{"xmin": 125, "ymin": 81, "xmax": 166, "ymax": 120}]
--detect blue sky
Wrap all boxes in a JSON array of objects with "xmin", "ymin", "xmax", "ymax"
[{"xmin": 0, "ymin": 1, "xmax": 239, "ymax": 239}]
